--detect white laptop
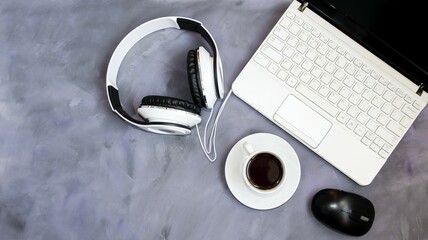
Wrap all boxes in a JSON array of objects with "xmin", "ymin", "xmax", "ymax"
[{"xmin": 232, "ymin": 0, "xmax": 428, "ymax": 185}]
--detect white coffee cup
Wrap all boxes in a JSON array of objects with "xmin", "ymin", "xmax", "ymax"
[{"xmin": 242, "ymin": 142, "xmax": 286, "ymax": 194}]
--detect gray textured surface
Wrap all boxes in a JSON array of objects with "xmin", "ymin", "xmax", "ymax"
[{"xmin": 1, "ymin": 0, "xmax": 427, "ymax": 239}]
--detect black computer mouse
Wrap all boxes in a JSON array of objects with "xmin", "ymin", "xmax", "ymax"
[{"xmin": 311, "ymin": 189, "xmax": 375, "ymax": 236}]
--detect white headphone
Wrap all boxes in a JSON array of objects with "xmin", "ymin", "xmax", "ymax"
[{"xmin": 106, "ymin": 16, "xmax": 225, "ymax": 135}]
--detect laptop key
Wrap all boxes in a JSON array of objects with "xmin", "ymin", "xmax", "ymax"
[
  {"xmin": 280, "ymin": 18, "xmax": 292, "ymax": 28},
  {"xmin": 268, "ymin": 63, "xmax": 279, "ymax": 74},
  {"xmin": 327, "ymin": 92, "xmax": 340, "ymax": 104},
  {"xmin": 294, "ymin": 16, "xmax": 304, "ymax": 25},
  {"xmin": 401, "ymin": 104, "xmax": 417, "ymax": 118},
  {"xmin": 300, "ymin": 72, "xmax": 311, "ymax": 83},
  {"xmin": 267, "ymin": 36, "xmax": 285, "ymax": 51},
  {"xmin": 274, "ymin": 27, "xmax": 289, "ymax": 41},
  {"xmin": 261, "ymin": 45, "xmax": 283, "ymax": 63},
  {"xmin": 289, "ymin": 24, "xmax": 300, "ymax": 35},
  {"xmin": 346, "ymin": 119, "xmax": 357, "ymax": 130},
  {"xmin": 413, "ymin": 101, "xmax": 422, "ymax": 110},
  {"xmin": 354, "ymin": 125, "xmax": 366, "ymax": 137},
  {"xmin": 277, "ymin": 70, "xmax": 289, "ymax": 81},
  {"xmin": 286, "ymin": 76, "xmax": 298, "ymax": 87},
  {"xmin": 361, "ymin": 137, "xmax": 371, "ymax": 146},
  {"xmin": 387, "ymin": 121, "xmax": 404, "ymax": 136},
  {"xmin": 287, "ymin": 36, "xmax": 299, "ymax": 47},
  {"xmin": 399, "ymin": 116, "xmax": 411, "ymax": 128},
  {"xmin": 337, "ymin": 112, "xmax": 349, "ymax": 124},
  {"xmin": 366, "ymin": 120, "xmax": 379, "ymax": 132},
  {"xmin": 378, "ymin": 150, "xmax": 388, "ymax": 159},
  {"xmin": 370, "ymin": 143, "xmax": 381, "ymax": 153},
  {"xmin": 365, "ymin": 131, "xmax": 376, "ymax": 141},
  {"xmin": 373, "ymin": 138, "xmax": 385, "ymax": 148},
  {"xmin": 375, "ymin": 127, "xmax": 397, "ymax": 145},
  {"xmin": 303, "ymin": 22, "xmax": 313, "ymax": 31},
  {"xmin": 382, "ymin": 144, "xmax": 393, "ymax": 153},
  {"xmin": 319, "ymin": 86, "xmax": 330, "ymax": 97},
  {"xmin": 286, "ymin": 11, "xmax": 295, "ymax": 19},
  {"xmin": 254, "ymin": 53, "xmax": 269, "ymax": 67},
  {"xmin": 283, "ymin": 46, "xmax": 295, "ymax": 58}
]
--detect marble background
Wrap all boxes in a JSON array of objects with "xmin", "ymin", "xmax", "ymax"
[{"xmin": 1, "ymin": 0, "xmax": 427, "ymax": 239}]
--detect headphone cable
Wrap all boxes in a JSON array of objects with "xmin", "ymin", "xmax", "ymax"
[{"xmin": 196, "ymin": 89, "xmax": 234, "ymax": 162}]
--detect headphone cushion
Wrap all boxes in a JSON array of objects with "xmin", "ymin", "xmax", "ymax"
[
  {"xmin": 187, "ymin": 49, "xmax": 205, "ymax": 108},
  {"xmin": 140, "ymin": 95, "xmax": 201, "ymax": 115}
]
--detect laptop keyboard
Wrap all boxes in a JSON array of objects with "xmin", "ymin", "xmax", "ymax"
[{"xmin": 252, "ymin": 10, "xmax": 422, "ymax": 159}]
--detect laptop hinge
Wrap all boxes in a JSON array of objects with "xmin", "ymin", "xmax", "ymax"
[
  {"xmin": 298, "ymin": 1, "xmax": 309, "ymax": 12},
  {"xmin": 416, "ymin": 83, "xmax": 425, "ymax": 96}
]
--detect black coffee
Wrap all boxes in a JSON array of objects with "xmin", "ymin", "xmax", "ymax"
[{"xmin": 246, "ymin": 153, "xmax": 283, "ymax": 190}]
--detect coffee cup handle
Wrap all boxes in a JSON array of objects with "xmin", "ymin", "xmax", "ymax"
[{"xmin": 243, "ymin": 142, "xmax": 254, "ymax": 157}]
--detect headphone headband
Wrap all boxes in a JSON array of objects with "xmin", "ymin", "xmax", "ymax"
[{"xmin": 106, "ymin": 16, "xmax": 224, "ymax": 132}]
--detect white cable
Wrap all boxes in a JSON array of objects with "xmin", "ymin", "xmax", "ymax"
[{"xmin": 196, "ymin": 89, "xmax": 233, "ymax": 162}]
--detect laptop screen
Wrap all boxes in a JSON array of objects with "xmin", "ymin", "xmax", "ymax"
[{"xmin": 302, "ymin": 0, "xmax": 428, "ymax": 93}]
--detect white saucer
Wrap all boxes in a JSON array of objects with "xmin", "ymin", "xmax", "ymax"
[{"xmin": 225, "ymin": 133, "xmax": 301, "ymax": 210}]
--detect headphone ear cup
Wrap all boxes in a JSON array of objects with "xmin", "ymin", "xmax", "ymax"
[
  {"xmin": 187, "ymin": 49, "xmax": 205, "ymax": 108},
  {"xmin": 138, "ymin": 95, "xmax": 201, "ymax": 128}
]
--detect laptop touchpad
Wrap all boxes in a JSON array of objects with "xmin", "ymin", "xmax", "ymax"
[{"xmin": 273, "ymin": 95, "xmax": 332, "ymax": 148}]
